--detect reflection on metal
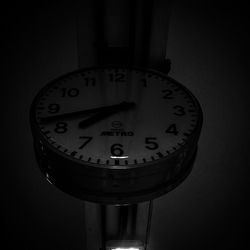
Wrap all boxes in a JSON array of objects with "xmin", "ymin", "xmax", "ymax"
[
  {"xmin": 83, "ymin": 201, "xmax": 153, "ymax": 250},
  {"xmin": 106, "ymin": 241, "xmax": 144, "ymax": 250},
  {"xmin": 76, "ymin": 1, "xmax": 174, "ymax": 249},
  {"xmin": 77, "ymin": 0, "xmax": 172, "ymax": 69},
  {"xmin": 110, "ymin": 156, "xmax": 129, "ymax": 159},
  {"xmin": 45, "ymin": 173, "xmax": 52, "ymax": 185},
  {"xmin": 63, "ymin": 0, "xmax": 197, "ymax": 249},
  {"xmin": 106, "ymin": 240, "xmax": 144, "ymax": 250},
  {"xmin": 110, "ymin": 248, "xmax": 141, "ymax": 250}
]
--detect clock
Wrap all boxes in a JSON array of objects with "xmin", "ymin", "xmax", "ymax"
[{"xmin": 30, "ymin": 65, "xmax": 202, "ymax": 204}]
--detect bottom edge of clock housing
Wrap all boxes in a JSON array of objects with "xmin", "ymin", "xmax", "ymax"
[{"xmin": 33, "ymin": 141, "xmax": 198, "ymax": 204}]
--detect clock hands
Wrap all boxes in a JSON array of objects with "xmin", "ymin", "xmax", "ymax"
[
  {"xmin": 78, "ymin": 101, "xmax": 135, "ymax": 129},
  {"xmin": 40, "ymin": 101, "xmax": 136, "ymax": 126}
]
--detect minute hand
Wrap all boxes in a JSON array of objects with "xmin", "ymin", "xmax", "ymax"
[
  {"xmin": 40, "ymin": 102, "xmax": 134, "ymax": 123},
  {"xmin": 78, "ymin": 101, "xmax": 135, "ymax": 129}
]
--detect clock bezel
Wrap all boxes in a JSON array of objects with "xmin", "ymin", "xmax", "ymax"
[
  {"xmin": 30, "ymin": 65, "xmax": 202, "ymax": 170},
  {"xmin": 30, "ymin": 65, "xmax": 203, "ymax": 203}
]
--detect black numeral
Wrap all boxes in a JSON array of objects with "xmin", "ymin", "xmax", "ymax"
[
  {"xmin": 109, "ymin": 73, "xmax": 125, "ymax": 82},
  {"xmin": 162, "ymin": 89, "xmax": 173, "ymax": 99},
  {"xmin": 141, "ymin": 78, "xmax": 147, "ymax": 87},
  {"xmin": 145, "ymin": 137, "xmax": 159, "ymax": 150},
  {"xmin": 54, "ymin": 122, "xmax": 68, "ymax": 133},
  {"xmin": 173, "ymin": 105, "xmax": 185, "ymax": 116},
  {"xmin": 111, "ymin": 144, "xmax": 124, "ymax": 156},
  {"xmin": 61, "ymin": 88, "xmax": 79, "ymax": 97},
  {"xmin": 166, "ymin": 124, "xmax": 178, "ymax": 135},
  {"xmin": 79, "ymin": 136, "xmax": 93, "ymax": 149},
  {"xmin": 48, "ymin": 103, "xmax": 60, "ymax": 113},
  {"xmin": 84, "ymin": 77, "xmax": 96, "ymax": 86}
]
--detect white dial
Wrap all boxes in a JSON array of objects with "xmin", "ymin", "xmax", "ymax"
[{"xmin": 33, "ymin": 66, "xmax": 200, "ymax": 167}]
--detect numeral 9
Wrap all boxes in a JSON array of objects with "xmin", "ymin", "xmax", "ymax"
[{"xmin": 48, "ymin": 103, "xmax": 60, "ymax": 113}]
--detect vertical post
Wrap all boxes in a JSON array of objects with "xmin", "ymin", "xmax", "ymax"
[
  {"xmin": 77, "ymin": 1, "xmax": 173, "ymax": 249},
  {"xmin": 76, "ymin": 0, "xmax": 173, "ymax": 70},
  {"xmin": 82, "ymin": 202, "xmax": 102, "ymax": 250},
  {"xmin": 83, "ymin": 201, "xmax": 153, "ymax": 250},
  {"xmin": 76, "ymin": 0, "xmax": 98, "ymax": 68}
]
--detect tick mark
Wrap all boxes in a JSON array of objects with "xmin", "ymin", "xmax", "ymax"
[
  {"xmin": 71, "ymin": 151, "xmax": 77, "ymax": 156},
  {"xmin": 157, "ymin": 152, "xmax": 163, "ymax": 158}
]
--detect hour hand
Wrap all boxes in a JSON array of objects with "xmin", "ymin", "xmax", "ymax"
[
  {"xmin": 78, "ymin": 101, "xmax": 135, "ymax": 129},
  {"xmin": 78, "ymin": 109, "xmax": 117, "ymax": 129}
]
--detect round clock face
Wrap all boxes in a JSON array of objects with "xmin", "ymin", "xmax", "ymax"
[{"xmin": 32, "ymin": 66, "xmax": 201, "ymax": 167}]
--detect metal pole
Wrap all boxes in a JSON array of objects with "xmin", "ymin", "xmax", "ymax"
[
  {"xmin": 83, "ymin": 201, "xmax": 153, "ymax": 250},
  {"xmin": 76, "ymin": 0, "xmax": 173, "ymax": 70},
  {"xmin": 77, "ymin": 1, "xmax": 173, "ymax": 249}
]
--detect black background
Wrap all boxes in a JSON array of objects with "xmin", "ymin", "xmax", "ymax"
[{"xmin": 2, "ymin": 0, "xmax": 250, "ymax": 249}]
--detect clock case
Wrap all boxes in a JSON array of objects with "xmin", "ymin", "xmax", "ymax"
[
  {"xmin": 30, "ymin": 1, "xmax": 203, "ymax": 248},
  {"xmin": 30, "ymin": 66, "xmax": 202, "ymax": 205}
]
